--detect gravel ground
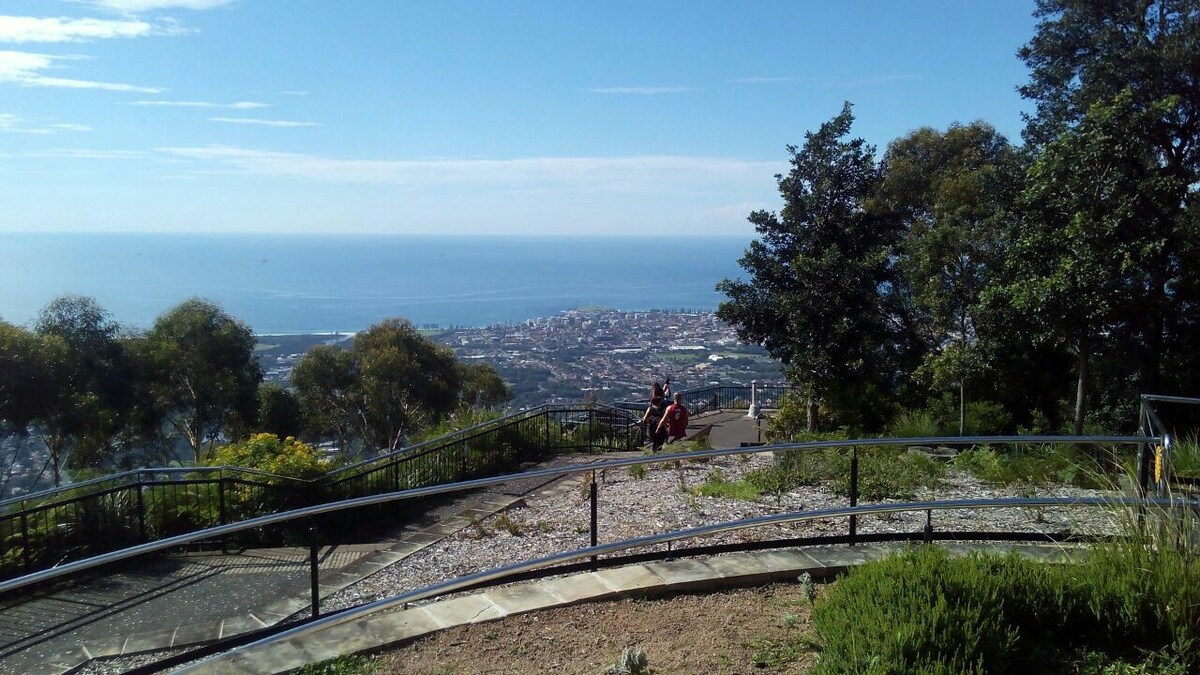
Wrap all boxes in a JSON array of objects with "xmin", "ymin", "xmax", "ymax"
[
  {"xmin": 322, "ymin": 450, "xmax": 1117, "ymax": 612},
  {"xmin": 78, "ymin": 450, "xmax": 1118, "ymax": 673}
]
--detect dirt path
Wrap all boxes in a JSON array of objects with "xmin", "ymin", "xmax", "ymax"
[{"xmin": 368, "ymin": 583, "xmax": 821, "ymax": 674}]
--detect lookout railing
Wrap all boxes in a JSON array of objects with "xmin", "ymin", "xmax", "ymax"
[
  {"xmin": 0, "ymin": 433, "xmax": 1185, "ymax": 674},
  {"xmin": 613, "ymin": 382, "xmax": 794, "ymax": 415},
  {"xmin": 0, "ymin": 403, "xmax": 643, "ymax": 581}
]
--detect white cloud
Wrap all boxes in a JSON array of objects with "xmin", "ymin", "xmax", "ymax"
[
  {"xmin": 733, "ymin": 76, "xmax": 808, "ymax": 84},
  {"xmin": 84, "ymin": 0, "xmax": 237, "ymax": 11},
  {"xmin": 0, "ymin": 16, "xmax": 160, "ymax": 43},
  {"xmin": 208, "ymin": 117, "xmax": 321, "ymax": 127},
  {"xmin": 0, "ymin": 113, "xmax": 92, "ymax": 133},
  {"xmin": 29, "ymin": 148, "xmax": 152, "ymax": 159},
  {"xmin": 0, "ymin": 49, "xmax": 163, "ymax": 92},
  {"xmin": 154, "ymin": 145, "xmax": 782, "ymax": 191},
  {"xmin": 280, "ymin": 90, "xmax": 308, "ymax": 96},
  {"xmin": 133, "ymin": 99, "xmax": 268, "ymax": 109},
  {"xmin": 589, "ymin": 86, "xmax": 694, "ymax": 95}
]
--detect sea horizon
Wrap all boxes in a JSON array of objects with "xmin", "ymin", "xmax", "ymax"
[{"xmin": 0, "ymin": 232, "xmax": 754, "ymax": 333}]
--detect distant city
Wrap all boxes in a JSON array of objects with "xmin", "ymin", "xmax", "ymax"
[{"xmin": 259, "ymin": 308, "xmax": 784, "ymax": 410}]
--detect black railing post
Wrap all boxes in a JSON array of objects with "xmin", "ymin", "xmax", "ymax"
[
  {"xmin": 136, "ymin": 475, "xmax": 147, "ymax": 542},
  {"xmin": 923, "ymin": 509, "xmax": 933, "ymax": 543},
  {"xmin": 309, "ymin": 522, "xmax": 321, "ymax": 618},
  {"xmin": 848, "ymin": 447, "xmax": 859, "ymax": 545},
  {"xmin": 589, "ymin": 471, "xmax": 598, "ymax": 566},
  {"xmin": 218, "ymin": 473, "xmax": 227, "ymax": 526},
  {"xmin": 544, "ymin": 414, "xmax": 550, "ymax": 454},
  {"xmin": 20, "ymin": 507, "xmax": 30, "ymax": 573}
]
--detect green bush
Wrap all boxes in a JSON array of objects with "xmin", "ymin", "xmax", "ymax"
[
  {"xmin": 813, "ymin": 522, "xmax": 1200, "ymax": 674},
  {"xmin": 953, "ymin": 443, "xmax": 1107, "ymax": 488},
  {"xmin": 747, "ymin": 441, "xmax": 943, "ymax": 501},
  {"xmin": 889, "ymin": 409, "xmax": 941, "ymax": 438}
]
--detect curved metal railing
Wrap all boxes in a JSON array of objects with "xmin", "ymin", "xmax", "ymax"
[
  {"xmin": 0, "ymin": 433, "xmax": 1157, "ymax": 596},
  {"xmin": 170, "ymin": 493, "xmax": 1197, "ymax": 674},
  {"xmin": 0, "ymin": 403, "xmax": 644, "ymax": 580}
]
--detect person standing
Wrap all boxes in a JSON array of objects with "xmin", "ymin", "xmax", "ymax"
[
  {"xmin": 657, "ymin": 392, "xmax": 689, "ymax": 445},
  {"xmin": 642, "ymin": 389, "xmax": 667, "ymax": 452}
]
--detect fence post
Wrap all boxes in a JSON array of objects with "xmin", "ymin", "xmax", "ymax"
[
  {"xmin": 309, "ymin": 522, "xmax": 321, "ymax": 618},
  {"xmin": 136, "ymin": 473, "xmax": 146, "ymax": 542},
  {"xmin": 848, "ymin": 448, "xmax": 858, "ymax": 545},
  {"xmin": 20, "ymin": 507, "xmax": 30, "ymax": 573},
  {"xmin": 218, "ymin": 472, "xmax": 227, "ymax": 526},
  {"xmin": 544, "ymin": 414, "xmax": 550, "ymax": 454},
  {"xmin": 923, "ymin": 509, "xmax": 933, "ymax": 543},
  {"xmin": 589, "ymin": 471, "xmax": 598, "ymax": 566}
]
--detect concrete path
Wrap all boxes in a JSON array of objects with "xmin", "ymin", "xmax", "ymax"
[{"xmin": 179, "ymin": 542, "xmax": 1084, "ymax": 675}]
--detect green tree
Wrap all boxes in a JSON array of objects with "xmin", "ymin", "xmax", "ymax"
[
  {"xmin": 353, "ymin": 319, "xmax": 461, "ymax": 452},
  {"xmin": 1018, "ymin": 0, "xmax": 1200, "ymax": 410},
  {"xmin": 878, "ymin": 123, "xmax": 1023, "ymax": 433},
  {"xmin": 146, "ymin": 298, "xmax": 262, "ymax": 462},
  {"xmin": 989, "ymin": 91, "xmax": 1190, "ymax": 433},
  {"xmin": 0, "ymin": 320, "xmax": 64, "ymax": 491},
  {"xmin": 292, "ymin": 344, "xmax": 364, "ymax": 454},
  {"xmin": 717, "ymin": 103, "xmax": 908, "ymax": 431},
  {"xmin": 31, "ymin": 296, "xmax": 131, "ymax": 483},
  {"xmin": 255, "ymin": 383, "xmax": 303, "ymax": 440},
  {"xmin": 458, "ymin": 362, "xmax": 512, "ymax": 409}
]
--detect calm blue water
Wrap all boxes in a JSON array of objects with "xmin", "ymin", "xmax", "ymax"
[{"xmin": 0, "ymin": 234, "xmax": 752, "ymax": 333}]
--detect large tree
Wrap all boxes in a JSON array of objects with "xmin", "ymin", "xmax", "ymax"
[
  {"xmin": 31, "ymin": 296, "xmax": 130, "ymax": 483},
  {"xmin": 146, "ymin": 298, "xmax": 262, "ymax": 462},
  {"xmin": 878, "ymin": 123, "xmax": 1023, "ymax": 432},
  {"xmin": 717, "ymin": 103, "xmax": 907, "ymax": 431},
  {"xmin": 293, "ymin": 319, "xmax": 465, "ymax": 456},
  {"xmin": 1018, "ymin": 0, "xmax": 1200, "ymax": 424}
]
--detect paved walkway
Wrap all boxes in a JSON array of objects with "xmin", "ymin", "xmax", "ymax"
[
  {"xmin": 178, "ymin": 542, "xmax": 1085, "ymax": 674},
  {"xmin": 0, "ymin": 411, "xmax": 765, "ymax": 675}
]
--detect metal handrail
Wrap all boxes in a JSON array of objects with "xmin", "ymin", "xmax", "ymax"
[
  {"xmin": 0, "ymin": 433, "xmax": 1157, "ymax": 596},
  {"xmin": 174, "ymin": 493, "xmax": 1197, "ymax": 674}
]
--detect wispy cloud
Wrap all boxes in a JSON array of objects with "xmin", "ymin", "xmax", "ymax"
[
  {"xmin": 28, "ymin": 148, "xmax": 152, "ymax": 159},
  {"xmin": 0, "ymin": 50, "xmax": 163, "ymax": 91},
  {"xmin": 154, "ymin": 145, "xmax": 781, "ymax": 190},
  {"xmin": 83, "ymin": 0, "xmax": 237, "ymax": 12},
  {"xmin": 0, "ymin": 113, "xmax": 92, "ymax": 133},
  {"xmin": 208, "ymin": 117, "xmax": 321, "ymax": 127},
  {"xmin": 588, "ymin": 86, "xmax": 694, "ymax": 95},
  {"xmin": 732, "ymin": 75, "xmax": 808, "ymax": 84},
  {"xmin": 280, "ymin": 90, "xmax": 308, "ymax": 96},
  {"xmin": 133, "ymin": 99, "xmax": 268, "ymax": 109},
  {"xmin": 0, "ymin": 15, "xmax": 171, "ymax": 43}
]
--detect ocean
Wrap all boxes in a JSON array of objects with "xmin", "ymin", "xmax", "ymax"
[{"xmin": 0, "ymin": 233, "xmax": 753, "ymax": 333}]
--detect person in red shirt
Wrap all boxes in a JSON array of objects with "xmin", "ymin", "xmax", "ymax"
[{"xmin": 656, "ymin": 392, "xmax": 689, "ymax": 444}]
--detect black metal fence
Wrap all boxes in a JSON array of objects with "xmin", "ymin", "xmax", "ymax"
[
  {"xmin": 614, "ymin": 382, "xmax": 794, "ymax": 415},
  {"xmin": 0, "ymin": 404, "xmax": 642, "ymax": 580}
]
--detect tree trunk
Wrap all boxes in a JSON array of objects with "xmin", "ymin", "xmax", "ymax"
[
  {"xmin": 1073, "ymin": 336, "xmax": 1090, "ymax": 436},
  {"xmin": 806, "ymin": 396, "xmax": 819, "ymax": 432}
]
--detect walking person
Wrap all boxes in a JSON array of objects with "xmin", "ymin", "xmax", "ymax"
[
  {"xmin": 642, "ymin": 384, "xmax": 667, "ymax": 452},
  {"xmin": 657, "ymin": 392, "xmax": 690, "ymax": 445}
]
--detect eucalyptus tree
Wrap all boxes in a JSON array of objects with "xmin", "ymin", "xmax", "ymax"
[
  {"xmin": 878, "ymin": 123, "xmax": 1022, "ymax": 432},
  {"xmin": 717, "ymin": 103, "xmax": 912, "ymax": 431},
  {"xmin": 145, "ymin": 298, "xmax": 262, "ymax": 462},
  {"xmin": 31, "ymin": 296, "xmax": 131, "ymax": 483}
]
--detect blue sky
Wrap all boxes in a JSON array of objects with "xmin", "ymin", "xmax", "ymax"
[{"xmin": 1, "ymin": 1, "xmax": 1038, "ymax": 236}]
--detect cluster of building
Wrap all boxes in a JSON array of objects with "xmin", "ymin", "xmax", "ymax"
[{"xmin": 434, "ymin": 308, "xmax": 782, "ymax": 409}]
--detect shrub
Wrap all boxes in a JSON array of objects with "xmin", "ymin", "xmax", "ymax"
[
  {"xmin": 953, "ymin": 443, "xmax": 1106, "ymax": 488},
  {"xmin": 691, "ymin": 468, "xmax": 760, "ymax": 501},
  {"xmin": 889, "ymin": 409, "xmax": 941, "ymax": 438},
  {"xmin": 208, "ymin": 433, "xmax": 330, "ymax": 480}
]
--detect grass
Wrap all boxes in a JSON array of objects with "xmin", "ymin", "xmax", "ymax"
[
  {"xmin": 744, "ymin": 444, "xmax": 944, "ymax": 501},
  {"xmin": 691, "ymin": 467, "xmax": 760, "ymax": 501},
  {"xmin": 294, "ymin": 654, "xmax": 377, "ymax": 675},
  {"xmin": 953, "ymin": 443, "xmax": 1108, "ymax": 488}
]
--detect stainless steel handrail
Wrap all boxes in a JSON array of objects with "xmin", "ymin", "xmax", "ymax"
[
  {"xmin": 174, "ymin": 494, "xmax": 1197, "ymax": 673},
  {"xmin": 0, "ymin": 433, "xmax": 1157, "ymax": 596}
]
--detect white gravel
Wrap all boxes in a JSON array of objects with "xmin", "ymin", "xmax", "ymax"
[{"xmin": 322, "ymin": 451, "xmax": 1119, "ymax": 612}]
